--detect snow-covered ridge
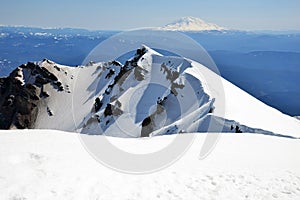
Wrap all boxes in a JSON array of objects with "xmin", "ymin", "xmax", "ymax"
[
  {"xmin": 0, "ymin": 46, "xmax": 300, "ymax": 137},
  {"xmin": 161, "ymin": 17, "xmax": 226, "ymax": 31},
  {"xmin": 295, "ymin": 116, "xmax": 300, "ymax": 120}
]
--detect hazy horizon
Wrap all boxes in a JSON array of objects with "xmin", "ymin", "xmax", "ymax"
[{"xmin": 1, "ymin": 0, "xmax": 300, "ymax": 31}]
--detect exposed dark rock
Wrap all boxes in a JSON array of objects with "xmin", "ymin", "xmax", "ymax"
[
  {"xmin": 104, "ymin": 104, "xmax": 113, "ymax": 117},
  {"xmin": 0, "ymin": 61, "xmax": 61, "ymax": 129},
  {"xmin": 209, "ymin": 106, "xmax": 215, "ymax": 113},
  {"xmin": 47, "ymin": 107, "xmax": 53, "ymax": 116},
  {"xmin": 53, "ymin": 81, "xmax": 64, "ymax": 91},
  {"xmin": 109, "ymin": 60, "xmax": 122, "ymax": 67},
  {"xmin": 141, "ymin": 103, "xmax": 165, "ymax": 137},
  {"xmin": 136, "ymin": 47, "xmax": 147, "ymax": 59},
  {"xmin": 95, "ymin": 46, "xmax": 148, "ymax": 117},
  {"xmin": 114, "ymin": 47, "xmax": 147, "ymax": 86},
  {"xmin": 103, "ymin": 103, "xmax": 123, "ymax": 117},
  {"xmin": 43, "ymin": 59, "xmax": 54, "ymax": 64},
  {"xmin": 235, "ymin": 125, "xmax": 242, "ymax": 133},
  {"xmin": 142, "ymin": 117, "xmax": 151, "ymax": 127},
  {"xmin": 105, "ymin": 87, "xmax": 112, "ymax": 95},
  {"xmin": 105, "ymin": 69, "xmax": 115, "ymax": 79},
  {"xmin": 134, "ymin": 66, "xmax": 146, "ymax": 81},
  {"xmin": 111, "ymin": 104, "xmax": 123, "ymax": 116},
  {"xmin": 164, "ymin": 125, "xmax": 179, "ymax": 135},
  {"xmin": 141, "ymin": 117, "xmax": 152, "ymax": 137},
  {"xmin": 161, "ymin": 63, "xmax": 179, "ymax": 81},
  {"xmin": 40, "ymin": 86, "xmax": 49, "ymax": 98},
  {"xmin": 88, "ymin": 47, "xmax": 148, "ymax": 126},
  {"xmin": 0, "ymin": 73, "xmax": 39, "ymax": 129},
  {"xmin": 53, "ymin": 65, "xmax": 61, "ymax": 71},
  {"xmin": 161, "ymin": 63, "xmax": 185, "ymax": 96},
  {"xmin": 35, "ymin": 75, "xmax": 49, "ymax": 87},
  {"xmin": 94, "ymin": 97, "xmax": 102, "ymax": 112},
  {"xmin": 157, "ymin": 96, "xmax": 167, "ymax": 105}
]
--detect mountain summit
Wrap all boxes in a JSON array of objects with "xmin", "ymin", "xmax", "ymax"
[
  {"xmin": 162, "ymin": 17, "xmax": 226, "ymax": 31},
  {"xmin": 1, "ymin": 46, "xmax": 300, "ymax": 137}
]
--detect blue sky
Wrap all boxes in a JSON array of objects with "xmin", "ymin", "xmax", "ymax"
[{"xmin": 0, "ymin": 0, "xmax": 299, "ymax": 30}]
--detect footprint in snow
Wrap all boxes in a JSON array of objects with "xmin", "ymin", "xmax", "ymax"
[{"xmin": 29, "ymin": 153, "xmax": 45, "ymax": 164}]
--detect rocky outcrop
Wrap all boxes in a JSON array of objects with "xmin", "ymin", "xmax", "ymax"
[
  {"xmin": 0, "ymin": 61, "xmax": 59, "ymax": 129},
  {"xmin": 0, "ymin": 68, "xmax": 38, "ymax": 129}
]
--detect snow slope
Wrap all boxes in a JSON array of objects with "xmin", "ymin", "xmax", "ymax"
[
  {"xmin": 21, "ymin": 46, "xmax": 300, "ymax": 138},
  {"xmin": 161, "ymin": 17, "xmax": 226, "ymax": 31},
  {"xmin": 0, "ymin": 129, "xmax": 299, "ymax": 200}
]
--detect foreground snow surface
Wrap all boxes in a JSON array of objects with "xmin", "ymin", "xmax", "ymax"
[{"xmin": 0, "ymin": 130, "xmax": 300, "ymax": 200}]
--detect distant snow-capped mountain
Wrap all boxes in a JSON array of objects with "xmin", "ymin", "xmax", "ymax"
[{"xmin": 161, "ymin": 17, "xmax": 226, "ymax": 31}]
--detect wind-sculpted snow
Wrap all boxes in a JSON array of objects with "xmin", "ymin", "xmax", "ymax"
[{"xmin": 1, "ymin": 46, "xmax": 300, "ymax": 138}]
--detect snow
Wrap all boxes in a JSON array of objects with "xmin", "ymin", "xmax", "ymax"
[
  {"xmin": 0, "ymin": 33, "xmax": 9, "ymax": 38},
  {"xmin": 1, "ymin": 28, "xmax": 299, "ymax": 199},
  {"xmin": 0, "ymin": 129, "xmax": 299, "ymax": 199},
  {"xmin": 161, "ymin": 17, "xmax": 226, "ymax": 31},
  {"xmin": 188, "ymin": 60, "xmax": 300, "ymax": 137},
  {"xmin": 34, "ymin": 32, "xmax": 50, "ymax": 36},
  {"xmin": 221, "ymin": 76, "xmax": 300, "ymax": 137},
  {"xmin": 21, "ymin": 46, "xmax": 300, "ymax": 138},
  {"xmin": 27, "ymin": 61, "xmax": 94, "ymax": 129},
  {"xmin": 14, "ymin": 67, "xmax": 25, "ymax": 86}
]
